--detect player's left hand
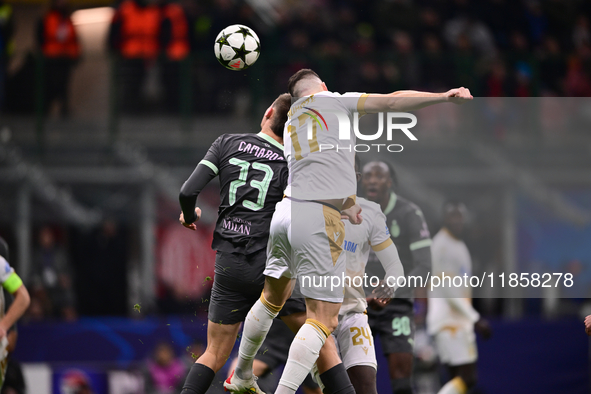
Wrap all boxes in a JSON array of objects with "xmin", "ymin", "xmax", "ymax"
[
  {"xmin": 584, "ymin": 315, "xmax": 591, "ymax": 336},
  {"xmin": 445, "ymin": 87, "xmax": 473, "ymax": 104},
  {"xmin": 342, "ymin": 204, "xmax": 363, "ymax": 225},
  {"xmin": 179, "ymin": 207, "xmax": 201, "ymax": 231}
]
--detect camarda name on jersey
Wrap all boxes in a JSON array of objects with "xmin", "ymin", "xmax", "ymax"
[{"xmin": 238, "ymin": 141, "xmax": 285, "ymax": 161}]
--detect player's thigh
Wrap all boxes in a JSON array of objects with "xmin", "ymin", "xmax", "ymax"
[
  {"xmin": 334, "ymin": 313, "xmax": 377, "ymax": 371},
  {"xmin": 264, "ymin": 199, "xmax": 294, "ymax": 282},
  {"xmin": 435, "ymin": 329, "xmax": 478, "ymax": 368},
  {"xmin": 209, "ymin": 250, "xmax": 266, "ymax": 325},
  {"xmin": 305, "ymin": 298, "xmax": 342, "ymax": 332},
  {"xmin": 280, "ymin": 310, "xmax": 307, "ymax": 333},
  {"xmin": 292, "ymin": 201, "xmax": 346, "ymax": 303}
]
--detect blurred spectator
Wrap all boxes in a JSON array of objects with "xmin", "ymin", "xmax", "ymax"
[
  {"xmin": 30, "ymin": 226, "xmax": 76, "ymax": 320},
  {"xmin": 453, "ymin": 32, "xmax": 478, "ymax": 94},
  {"xmin": 108, "ymin": 0, "xmax": 161, "ymax": 113},
  {"xmin": 144, "ymin": 343, "xmax": 186, "ymax": 394},
  {"xmin": 564, "ymin": 44, "xmax": 591, "ymax": 97},
  {"xmin": 480, "ymin": 0, "xmax": 524, "ymax": 50},
  {"xmin": 523, "ymin": 0, "xmax": 547, "ymax": 45},
  {"xmin": 160, "ymin": 0, "xmax": 190, "ymax": 113},
  {"xmin": 389, "ymin": 30, "xmax": 420, "ymax": 89},
  {"xmin": 420, "ymin": 33, "xmax": 452, "ymax": 90},
  {"xmin": 484, "ymin": 58, "xmax": 510, "ymax": 96},
  {"xmin": 538, "ymin": 36, "xmax": 566, "ymax": 95},
  {"xmin": 71, "ymin": 219, "xmax": 128, "ymax": 316},
  {"xmin": 37, "ymin": 0, "xmax": 80, "ymax": 118},
  {"xmin": 0, "ymin": 0, "xmax": 13, "ymax": 112},
  {"xmin": 444, "ymin": 11, "xmax": 496, "ymax": 59},
  {"xmin": 182, "ymin": 341, "xmax": 204, "ymax": 368},
  {"xmin": 572, "ymin": 15, "xmax": 591, "ymax": 50}
]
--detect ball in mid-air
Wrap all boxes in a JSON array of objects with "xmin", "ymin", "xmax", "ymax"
[{"xmin": 214, "ymin": 24, "xmax": 260, "ymax": 70}]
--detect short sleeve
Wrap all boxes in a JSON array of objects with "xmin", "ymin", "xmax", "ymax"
[
  {"xmin": 406, "ymin": 208, "xmax": 432, "ymax": 252},
  {"xmin": 199, "ymin": 135, "xmax": 224, "ymax": 175},
  {"xmin": 368, "ymin": 208, "xmax": 392, "ymax": 251},
  {"xmin": 341, "ymin": 92, "xmax": 369, "ymax": 116}
]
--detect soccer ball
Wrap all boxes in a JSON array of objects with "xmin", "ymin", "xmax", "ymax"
[{"xmin": 214, "ymin": 25, "xmax": 260, "ymax": 70}]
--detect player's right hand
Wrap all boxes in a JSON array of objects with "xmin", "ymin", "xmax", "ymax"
[
  {"xmin": 445, "ymin": 87, "xmax": 473, "ymax": 104},
  {"xmin": 179, "ymin": 207, "xmax": 201, "ymax": 231},
  {"xmin": 342, "ymin": 204, "xmax": 363, "ymax": 225},
  {"xmin": 474, "ymin": 318, "xmax": 492, "ymax": 340}
]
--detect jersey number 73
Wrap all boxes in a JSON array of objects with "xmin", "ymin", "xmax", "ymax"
[{"xmin": 228, "ymin": 158, "xmax": 274, "ymax": 211}]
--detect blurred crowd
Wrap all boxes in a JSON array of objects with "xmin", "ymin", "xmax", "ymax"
[
  {"xmin": 1, "ymin": 0, "xmax": 591, "ymax": 116},
  {"xmin": 15, "ymin": 220, "xmax": 128, "ymax": 322}
]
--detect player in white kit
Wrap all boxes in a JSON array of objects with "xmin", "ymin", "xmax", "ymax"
[
  {"xmin": 226, "ymin": 69, "xmax": 473, "ymax": 394},
  {"xmin": 327, "ymin": 156, "xmax": 405, "ymax": 394},
  {"xmin": 427, "ymin": 202, "xmax": 491, "ymax": 394}
]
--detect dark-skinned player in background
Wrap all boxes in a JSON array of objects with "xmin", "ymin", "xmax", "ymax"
[{"xmin": 361, "ymin": 160, "xmax": 431, "ymax": 394}]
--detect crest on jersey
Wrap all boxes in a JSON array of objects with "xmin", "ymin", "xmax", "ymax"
[{"xmin": 390, "ymin": 220, "xmax": 400, "ymax": 237}]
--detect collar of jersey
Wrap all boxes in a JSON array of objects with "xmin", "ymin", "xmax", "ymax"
[
  {"xmin": 383, "ymin": 192, "xmax": 397, "ymax": 216},
  {"xmin": 256, "ymin": 132, "xmax": 284, "ymax": 151}
]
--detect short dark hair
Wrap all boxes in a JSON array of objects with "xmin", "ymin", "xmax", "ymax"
[
  {"xmin": 270, "ymin": 93, "xmax": 291, "ymax": 138},
  {"xmin": 0, "ymin": 236, "xmax": 8, "ymax": 261},
  {"xmin": 287, "ymin": 69, "xmax": 321, "ymax": 97}
]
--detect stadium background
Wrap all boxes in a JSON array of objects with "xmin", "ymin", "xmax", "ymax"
[{"xmin": 0, "ymin": 0, "xmax": 590, "ymax": 393}]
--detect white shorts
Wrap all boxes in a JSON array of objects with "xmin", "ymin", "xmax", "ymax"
[
  {"xmin": 434, "ymin": 328, "xmax": 478, "ymax": 366},
  {"xmin": 263, "ymin": 198, "xmax": 346, "ymax": 302},
  {"xmin": 333, "ymin": 312, "xmax": 377, "ymax": 370}
]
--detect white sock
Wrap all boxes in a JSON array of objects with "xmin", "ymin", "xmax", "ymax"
[
  {"xmin": 276, "ymin": 320, "xmax": 329, "ymax": 393},
  {"xmin": 235, "ymin": 295, "xmax": 281, "ymax": 380},
  {"xmin": 438, "ymin": 377, "xmax": 467, "ymax": 394}
]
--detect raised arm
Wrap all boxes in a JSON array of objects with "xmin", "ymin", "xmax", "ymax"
[{"xmin": 363, "ymin": 87, "xmax": 473, "ymax": 113}]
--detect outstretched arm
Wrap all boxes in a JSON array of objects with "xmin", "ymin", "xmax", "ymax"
[{"xmin": 363, "ymin": 87, "xmax": 473, "ymax": 113}]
